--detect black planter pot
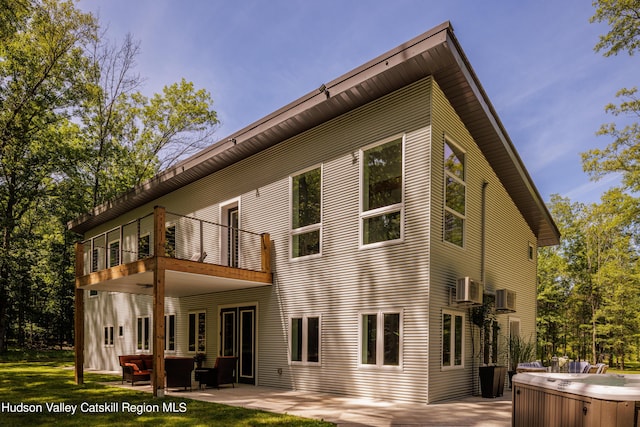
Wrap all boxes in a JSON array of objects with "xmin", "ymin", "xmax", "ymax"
[{"xmin": 479, "ymin": 365, "xmax": 507, "ymax": 398}]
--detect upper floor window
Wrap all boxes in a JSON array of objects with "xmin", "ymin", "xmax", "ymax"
[
  {"xmin": 360, "ymin": 136, "xmax": 404, "ymax": 247},
  {"xmin": 444, "ymin": 139, "xmax": 466, "ymax": 247},
  {"xmin": 291, "ymin": 166, "xmax": 322, "ymax": 258}
]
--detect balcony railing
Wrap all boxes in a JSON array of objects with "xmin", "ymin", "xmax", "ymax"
[{"xmin": 78, "ymin": 209, "xmax": 270, "ymax": 277}]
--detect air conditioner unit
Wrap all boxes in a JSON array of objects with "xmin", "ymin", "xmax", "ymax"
[
  {"xmin": 496, "ymin": 289, "xmax": 516, "ymax": 312},
  {"xmin": 456, "ymin": 277, "xmax": 483, "ymax": 305}
]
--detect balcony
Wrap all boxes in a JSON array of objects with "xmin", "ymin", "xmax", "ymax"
[{"xmin": 74, "ymin": 206, "xmax": 272, "ymax": 297}]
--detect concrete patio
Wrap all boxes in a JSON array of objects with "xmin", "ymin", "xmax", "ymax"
[{"xmin": 105, "ymin": 377, "xmax": 512, "ymax": 426}]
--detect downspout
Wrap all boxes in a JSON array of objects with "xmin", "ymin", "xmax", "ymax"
[{"xmin": 481, "ymin": 180, "xmax": 488, "ymax": 284}]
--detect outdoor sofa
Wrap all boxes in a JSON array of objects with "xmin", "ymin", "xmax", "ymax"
[{"xmin": 118, "ymin": 354, "xmax": 153, "ymax": 386}]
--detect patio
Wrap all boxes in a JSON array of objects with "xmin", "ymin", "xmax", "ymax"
[{"xmin": 105, "ymin": 378, "xmax": 512, "ymax": 426}]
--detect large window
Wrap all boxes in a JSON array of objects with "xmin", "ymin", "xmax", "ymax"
[
  {"xmin": 444, "ymin": 139, "xmax": 466, "ymax": 246},
  {"xmin": 137, "ymin": 316, "xmax": 150, "ymax": 351},
  {"xmin": 360, "ymin": 136, "xmax": 404, "ymax": 247},
  {"xmin": 360, "ymin": 310, "xmax": 402, "ymax": 367},
  {"xmin": 188, "ymin": 311, "xmax": 206, "ymax": 352},
  {"xmin": 290, "ymin": 315, "xmax": 320, "ymax": 364},
  {"xmin": 291, "ymin": 167, "xmax": 322, "ymax": 258},
  {"xmin": 442, "ymin": 310, "xmax": 464, "ymax": 369}
]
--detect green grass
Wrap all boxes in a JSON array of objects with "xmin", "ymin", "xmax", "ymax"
[
  {"xmin": 0, "ymin": 356, "xmax": 333, "ymax": 426},
  {"xmin": 608, "ymin": 361, "xmax": 640, "ymax": 374}
]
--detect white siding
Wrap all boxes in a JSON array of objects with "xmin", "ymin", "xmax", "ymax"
[{"xmin": 428, "ymin": 80, "xmax": 537, "ymax": 402}]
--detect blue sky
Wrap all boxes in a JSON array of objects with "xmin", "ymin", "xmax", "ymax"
[{"xmin": 77, "ymin": 0, "xmax": 636, "ymax": 205}]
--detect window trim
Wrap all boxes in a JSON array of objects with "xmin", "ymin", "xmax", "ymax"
[
  {"xmin": 288, "ymin": 314, "xmax": 322, "ymax": 365},
  {"xmin": 289, "ymin": 164, "xmax": 323, "ymax": 261},
  {"xmin": 188, "ymin": 310, "xmax": 206, "ymax": 353},
  {"xmin": 165, "ymin": 314, "xmax": 176, "ymax": 352},
  {"xmin": 137, "ymin": 315, "xmax": 150, "ymax": 352},
  {"xmin": 103, "ymin": 325, "xmax": 114, "ymax": 347},
  {"xmin": 358, "ymin": 308, "xmax": 404, "ymax": 369},
  {"xmin": 443, "ymin": 136, "xmax": 467, "ymax": 248},
  {"xmin": 442, "ymin": 309, "xmax": 465, "ymax": 371},
  {"xmin": 359, "ymin": 134, "xmax": 406, "ymax": 249}
]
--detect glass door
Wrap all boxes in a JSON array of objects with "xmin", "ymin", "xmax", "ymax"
[{"xmin": 220, "ymin": 305, "xmax": 256, "ymax": 384}]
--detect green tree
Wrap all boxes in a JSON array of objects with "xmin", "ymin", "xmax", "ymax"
[
  {"xmin": 0, "ymin": 0, "xmax": 97, "ymax": 350},
  {"xmin": 584, "ymin": 0, "xmax": 640, "ymax": 191}
]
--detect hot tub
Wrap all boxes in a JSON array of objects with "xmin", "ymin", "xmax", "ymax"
[{"xmin": 512, "ymin": 372, "xmax": 640, "ymax": 426}]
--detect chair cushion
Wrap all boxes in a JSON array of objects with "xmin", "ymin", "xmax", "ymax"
[
  {"xmin": 129, "ymin": 359, "xmax": 145, "ymax": 371},
  {"xmin": 124, "ymin": 362, "xmax": 140, "ymax": 372}
]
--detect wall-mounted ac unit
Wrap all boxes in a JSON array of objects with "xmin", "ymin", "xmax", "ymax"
[
  {"xmin": 456, "ymin": 277, "xmax": 483, "ymax": 305},
  {"xmin": 496, "ymin": 289, "xmax": 516, "ymax": 312}
]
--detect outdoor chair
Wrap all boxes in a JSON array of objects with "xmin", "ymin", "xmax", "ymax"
[
  {"xmin": 197, "ymin": 356, "xmax": 237, "ymax": 389},
  {"xmin": 165, "ymin": 357, "xmax": 195, "ymax": 391},
  {"xmin": 567, "ymin": 361, "xmax": 591, "ymax": 373},
  {"xmin": 588, "ymin": 363, "xmax": 608, "ymax": 374},
  {"xmin": 190, "ymin": 252, "xmax": 207, "ymax": 262}
]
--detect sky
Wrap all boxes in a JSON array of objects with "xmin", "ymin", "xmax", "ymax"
[{"xmin": 76, "ymin": 0, "xmax": 637, "ymax": 205}]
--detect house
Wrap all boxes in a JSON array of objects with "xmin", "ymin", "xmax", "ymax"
[{"xmin": 69, "ymin": 21, "xmax": 559, "ymax": 404}]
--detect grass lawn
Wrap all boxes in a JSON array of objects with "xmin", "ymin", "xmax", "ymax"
[{"xmin": 0, "ymin": 354, "xmax": 333, "ymax": 426}]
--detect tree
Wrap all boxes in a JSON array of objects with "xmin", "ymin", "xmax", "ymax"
[
  {"xmin": 584, "ymin": 1, "xmax": 640, "ymax": 191},
  {"xmin": 0, "ymin": 0, "xmax": 97, "ymax": 350}
]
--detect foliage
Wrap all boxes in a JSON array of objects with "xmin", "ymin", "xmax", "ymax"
[
  {"xmin": 591, "ymin": 0, "xmax": 640, "ymax": 57},
  {"xmin": 0, "ymin": 0, "xmax": 219, "ymax": 351},
  {"xmin": 0, "ymin": 361, "xmax": 332, "ymax": 426},
  {"xmin": 508, "ymin": 335, "xmax": 535, "ymax": 371}
]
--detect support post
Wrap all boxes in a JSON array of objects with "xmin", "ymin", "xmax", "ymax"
[
  {"xmin": 74, "ymin": 242, "xmax": 84, "ymax": 385},
  {"xmin": 260, "ymin": 233, "xmax": 271, "ymax": 274},
  {"xmin": 152, "ymin": 206, "xmax": 166, "ymax": 397}
]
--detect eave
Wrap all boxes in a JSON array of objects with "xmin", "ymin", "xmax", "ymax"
[{"xmin": 68, "ymin": 21, "xmax": 559, "ymax": 246}]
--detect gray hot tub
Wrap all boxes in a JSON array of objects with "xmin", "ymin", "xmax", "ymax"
[{"xmin": 512, "ymin": 372, "xmax": 640, "ymax": 426}]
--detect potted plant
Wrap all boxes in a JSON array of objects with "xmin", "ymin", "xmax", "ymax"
[
  {"xmin": 508, "ymin": 335, "xmax": 535, "ymax": 388},
  {"xmin": 471, "ymin": 297, "xmax": 507, "ymax": 398},
  {"xmin": 193, "ymin": 352, "xmax": 206, "ymax": 368}
]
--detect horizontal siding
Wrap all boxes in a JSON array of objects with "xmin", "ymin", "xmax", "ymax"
[
  {"xmin": 83, "ymin": 77, "xmax": 435, "ymax": 403},
  {"xmin": 428, "ymin": 80, "xmax": 537, "ymax": 402}
]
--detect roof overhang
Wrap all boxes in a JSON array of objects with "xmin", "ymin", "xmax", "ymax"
[{"xmin": 68, "ymin": 21, "xmax": 559, "ymax": 246}]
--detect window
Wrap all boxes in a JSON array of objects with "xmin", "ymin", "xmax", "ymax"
[
  {"xmin": 360, "ymin": 136, "xmax": 404, "ymax": 246},
  {"xmin": 290, "ymin": 315, "xmax": 320, "ymax": 364},
  {"xmin": 360, "ymin": 310, "xmax": 402, "ymax": 367},
  {"xmin": 442, "ymin": 310, "xmax": 464, "ymax": 369},
  {"xmin": 165, "ymin": 314, "xmax": 176, "ymax": 351},
  {"xmin": 104, "ymin": 326, "xmax": 114, "ymax": 347},
  {"xmin": 444, "ymin": 139, "xmax": 466, "ymax": 247},
  {"xmin": 137, "ymin": 316, "xmax": 150, "ymax": 351},
  {"xmin": 291, "ymin": 167, "xmax": 322, "ymax": 258},
  {"xmin": 528, "ymin": 242, "xmax": 535, "ymax": 261},
  {"xmin": 118, "ymin": 326, "xmax": 124, "ymax": 338},
  {"xmin": 188, "ymin": 311, "xmax": 206, "ymax": 352},
  {"xmin": 108, "ymin": 240, "xmax": 120, "ymax": 267},
  {"xmin": 89, "ymin": 290, "xmax": 98, "ymax": 297},
  {"xmin": 138, "ymin": 234, "xmax": 150, "ymax": 259}
]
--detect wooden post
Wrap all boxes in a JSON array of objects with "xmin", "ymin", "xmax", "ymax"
[
  {"xmin": 74, "ymin": 242, "xmax": 84, "ymax": 385},
  {"xmin": 152, "ymin": 206, "xmax": 166, "ymax": 397},
  {"xmin": 260, "ymin": 233, "xmax": 271, "ymax": 274}
]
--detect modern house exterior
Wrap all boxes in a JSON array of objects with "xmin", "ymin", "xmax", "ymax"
[{"xmin": 69, "ymin": 22, "xmax": 559, "ymax": 404}]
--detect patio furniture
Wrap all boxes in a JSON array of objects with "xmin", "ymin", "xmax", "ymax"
[
  {"xmin": 516, "ymin": 361, "xmax": 547, "ymax": 373},
  {"xmin": 118, "ymin": 354, "xmax": 153, "ymax": 386},
  {"xmin": 196, "ymin": 356, "xmax": 237, "ymax": 389},
  {"xmin": 165, "ymin": 357, "xmax": 195, "ymax": 391},
  {"xmin": 587, "ymin": 363, "xmax": 608, "ymax": 374},
  {"xmin": 567, "ymin": 361, "xmax": 591, "ymax": 373}
]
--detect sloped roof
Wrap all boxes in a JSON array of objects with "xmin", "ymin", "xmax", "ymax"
[{"xmin": 69, "ymin": 21, "xmax": 559, "ymax": 246}]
